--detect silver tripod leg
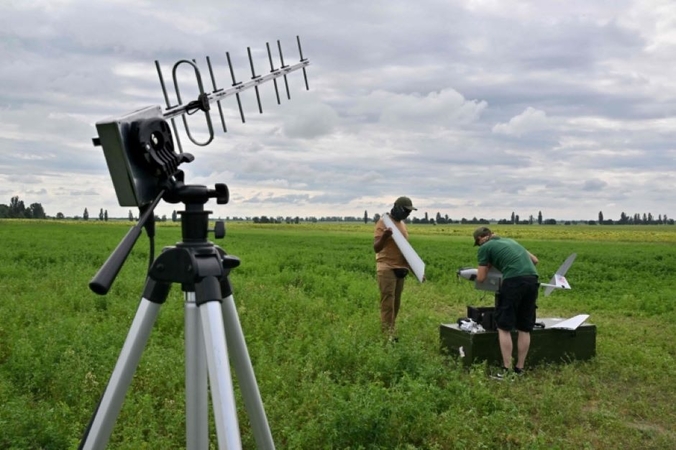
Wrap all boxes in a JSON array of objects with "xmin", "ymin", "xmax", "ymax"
[
  {"xmin": 221, "ymin": 294, "xmax": 275, "ymax": 450},
  {"xmin": 81, "ymin": 298, "xmax": 161, "ymax": 450},
  {"xmin": 200, "ymin": 299, "xmax": 242, "ymax": 450},
  {"xmin": 185, "ymin": 292, "xmax": 208, "ymax": 450}
]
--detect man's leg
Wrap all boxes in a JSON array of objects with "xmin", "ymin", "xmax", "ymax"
[
  {"xmin": 515, "ymin": 331, "xmax": 530, "ymax": 370},
  {"xmin": 378, "ymin": 270, "xmax": 397, "ymax": 334},
  {"xmin": 392, "ymin": 278, "xmax": 404, "ymax": 324},
  {"xmin": 514, "ymin": 278, "xmax": 539, "ymax": 371},
  {"xmin": 497, "ymin": 329, "xmax": 513, "ymax": 369},
  {"xmin": 495, "ymin": 282, "xmax": 517, "ymax": 370}
]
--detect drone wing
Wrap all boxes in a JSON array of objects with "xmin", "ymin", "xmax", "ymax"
[{"xmin": 549, "ymin": 314, "xmax": 589, "ymax": 330}]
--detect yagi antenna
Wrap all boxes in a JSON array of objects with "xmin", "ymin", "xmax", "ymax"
[
  {"xmin": 85, "ymin": 38, "xmax": 311, "ymax": 450},
  {"xmin": 93, "ymin": 37, "xmax": 310, "ymax": 209},
  {"xmin": 155, "ymin": 36, "xmax": 310, "ymax": 153}
]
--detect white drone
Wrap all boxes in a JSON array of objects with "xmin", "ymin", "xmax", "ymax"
[
  {"xmin": 457, "ymin": 253, "xmax": 576, "ymax": 296},
  {"xmin": 457, "ymin": 253, "xmax": 589, "ymax": 330}
]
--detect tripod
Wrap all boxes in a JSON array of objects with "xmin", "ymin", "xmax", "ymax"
[{"xmin": 79, "ymin": 184, "xmax": 274, "ymax": 450}]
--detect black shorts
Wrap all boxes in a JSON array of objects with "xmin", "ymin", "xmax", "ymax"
[{"xmin": 495, "ymin": 275, "xmax": 539, "ymax": 332}]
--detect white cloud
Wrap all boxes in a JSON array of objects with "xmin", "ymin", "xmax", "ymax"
[
  {"xmin": 492, "ymin": 107, "xmax": 549, "ymax": 137},
  {"xmin": 351, "ymin": 88, "xmax": 487, "ymax": 129}
]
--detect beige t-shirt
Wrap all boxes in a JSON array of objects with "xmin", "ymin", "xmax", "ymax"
[{"xmin": 374, "ymin": 217, "xmax": 410, "ymax": 271}]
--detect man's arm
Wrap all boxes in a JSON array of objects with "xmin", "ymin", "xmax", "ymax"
[
  {"xmin": 528, "ymin": 251, "xmax": 538, "ymax": 265},
  {"xmin": 476, "ymin": 265, "xmax": 490, "ymax": 283},
  {"xmin": 374, "ymin": 228, "xmax": 393, "ymax": 253}
]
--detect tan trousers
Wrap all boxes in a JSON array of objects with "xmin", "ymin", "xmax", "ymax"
[{"xmin": 377, "ymin": 269, "xmax": 405, "ymax": 334}]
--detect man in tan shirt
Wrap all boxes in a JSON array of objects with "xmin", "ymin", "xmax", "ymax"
[{"xmin": 373, "ymin": 196, "xmax": 417, "ymax": 340}]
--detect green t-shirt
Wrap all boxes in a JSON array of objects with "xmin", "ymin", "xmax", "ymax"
[{"xmin": 477, "ymin": 236, "xmax": 538, "ymax": 280}]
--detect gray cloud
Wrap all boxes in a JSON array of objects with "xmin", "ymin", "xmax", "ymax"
[{"xmin": 1, "ymin": 0, "xmax": 676, "ymax": 221}]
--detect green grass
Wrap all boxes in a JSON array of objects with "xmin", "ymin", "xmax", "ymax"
[{"xmin": 0, "ymin": 220, "xmax": 675, "ymax": 449}]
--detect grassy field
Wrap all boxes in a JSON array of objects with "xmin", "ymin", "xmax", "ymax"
[{"xmin": 0, "ymin": 220, "xmax": 675, "ymax": 449}]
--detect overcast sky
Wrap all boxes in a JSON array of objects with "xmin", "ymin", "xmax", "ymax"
[{"xmin": 2, "ymin": 0, "xmax": 676, "ymax": 221}]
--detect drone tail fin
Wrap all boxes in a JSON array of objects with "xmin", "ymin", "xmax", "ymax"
[{"xmin": 543, "ymin": 253, "xmax": 577, "ymax": 296}]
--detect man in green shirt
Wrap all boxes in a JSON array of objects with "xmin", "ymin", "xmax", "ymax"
[{"xmin": 473, "ymin": 227, "xmax": 539, "ymax": 377}]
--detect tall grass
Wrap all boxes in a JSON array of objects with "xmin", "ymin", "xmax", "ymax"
[{"xmin": 0, "ymin": 220, "xmax": 675, "ymax": 449}]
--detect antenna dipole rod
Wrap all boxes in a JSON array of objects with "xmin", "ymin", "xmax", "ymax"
[
  {"xmin": 266, "ymin": 42, "xmax": 281, "ymax": 105},
  {"xmin": 297, "ymin": 36, "xmax": 309, "ymax": 91},
  {"xmin": 247, "ymin": 47, "xmax": 263, "ymax": 114},
  {"xmin": 206, "ymin": 56, "xmax": 228, "ymax": 133},
  {"xmin": 277, "ymin": 40, "xmax": 291, "ymax": 100},
  {"xmin": 226, "ymin": 52, "xmax": 246, "ymax": 123}
]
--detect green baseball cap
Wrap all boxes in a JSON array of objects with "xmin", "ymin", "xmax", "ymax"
[{"xmin": 394, "ymin": 196, "xmax": 417, "ymax": 211}]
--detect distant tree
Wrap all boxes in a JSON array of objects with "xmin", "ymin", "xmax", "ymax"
[
  {"xmin": 104, "ymin": 210, "xmax": 108, "ymax": 221},
  {"xmin": 99, "ymin": 208, "xmax": 104, "ymax": 221},
  {"xmin": 56, "ymin": 212, "xmax": 65, "ymax": 219},
  {"xmin": 294, "ymin": 216, "xmax": 300, "ymax": 224},
  {"xmin": 364, "ymin": 210, "xmax": 368, "ymax": 224},
  {"xmin": 511, "ymin": 211, "xmax": 515, "ymax": 224},
  {"xmin": 373, "ymin": 213, "xmax": 381, "ymax": 223},
  {"xmin": 172, "ymin": 210, "xmax": 178, "ymax": 222},
  {"xmin": 129, "ymin": 210, "xmax": 134, "ymax": 221},
  {"xmin": 544, "ymin": 218, "xmax": 557, "ymax": 225},
  {"xmin": 598, "ymin": 211, "xmax": 604, "ymax": 224},
  {"xmin": 538, "ymin": 211, "xmax": 542, "ymax": 225},
  {"xmin": 83, "ymin": 208, "xmax": 89, "ymax": 221},
  {"xmin": 0, "ymin": 204, "xmax": 8, "ymax": 218},
  {"xmin": 515, "ymin": 214, "xmax": 520, "ymax": 224},
  {"xmin": 9, "ymin": 196, "xmax": 26, "ymax": 218},
  {"xmin": 28, "ymin": 203, "xmax": 46, "ymax": 219},
  {"xmin": 529, "ymin": 214, "xmax": 534, "ymax": 225}
]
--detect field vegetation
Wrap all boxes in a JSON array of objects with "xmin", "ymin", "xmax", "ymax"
[{"xmin": 0, "ymin": 220, "xmax": 675, "ymax": 449}]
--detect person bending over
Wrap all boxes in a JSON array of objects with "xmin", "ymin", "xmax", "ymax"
[{"xmin": 473, "ymin": 227, "xmax": 539, "ymax": 376}]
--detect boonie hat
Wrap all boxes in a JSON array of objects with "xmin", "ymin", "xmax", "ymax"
[
  {"xmin": 473, "ymin": 226, "xmax": 491, "ymax": 246},
  {"xmin": 394, "ymin": 196, "xmax": 417, "ymax": 211}
]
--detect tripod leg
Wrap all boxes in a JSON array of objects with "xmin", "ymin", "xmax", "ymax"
[
  {"xmin": 222, "ymin": 294, "xmax": 275, "ymax": 450},
  {"xmin": 197, "ymin": 276, "xmax": 242, "ymax": 450},
  {"xmin": 185, "ymin": 292, "xmax": 209, "ymax": 450},
  {"xmin": 79, "ymin": 298, "xmax": 162, "ymax": 450}
]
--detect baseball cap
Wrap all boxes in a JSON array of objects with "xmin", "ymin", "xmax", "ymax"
[
  {"xmin": 473, "ymin": 226, "xmax": 491, "ymax": 246},
  {"xmin": 394, "ymin": 196, "xmax": 417, "ymax": 211}
]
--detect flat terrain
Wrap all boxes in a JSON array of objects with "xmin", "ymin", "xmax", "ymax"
[{"xmin": 1, "ymin": 220, "xmax": 675, "ymax": 449}]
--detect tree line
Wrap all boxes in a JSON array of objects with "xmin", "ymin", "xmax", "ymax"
[
  {"xmin": 0, "ymin": 196, "xmax": 46, "ymax": 219},
  {"xmin": 1, "ymin": 196, "xmax": 674, "ymax": 225}
]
